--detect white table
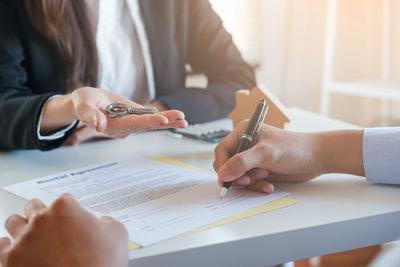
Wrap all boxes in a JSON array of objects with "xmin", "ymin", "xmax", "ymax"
[{"xmin": 1, "ymin": 108, "xmax": 399, "ymax": 267}]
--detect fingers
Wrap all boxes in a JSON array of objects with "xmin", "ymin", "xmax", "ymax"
[
  {"xmin": 232, "ymin": 174, "xmax": 251, "ymax": 186},
  {"xmin": 85, "ymin": 109, "xmax": 107, "ymax": 132},
  {"xmin": 75, "ymin": 100, "xmax": 108, "ymax": 132},
  {"xmin": 54, "ymin": 193, "xmax": 78, "ymax": 206},
  {"xmin": 68, "ymin": 114, "xmax": 188, "ymax": 143},
  {"xmin": 246, "ymin": 180, "xmax": 275, "ymax": 194},
  {"xmin": 213, "ymin": 133, "xmax": 241, "ymax": 173},
  {"xmin": 47, "ymin": 194, "xmax": 84, "ymax": 221},
  {"xmin": 152, "ymin": 119, "xmax": 188, "ymax": 130},
  {"xmin": 110, "ymin": 114, "xmax": 169, "ymax": 133},
  {"xmin": 213, "ymin": 121, "xmax": 249, "ymax": 172},
  {"xmin": 68, "ymin": 125, "xmax": 107, "ymax": 145},
  {"xmin": 94, "ymin": 110, "xmax": 108, "ymax": 132},
  {"xmin": 217, "ymin": 144, "xmax": 273, "ymax": 184},
  {"xmin": 213, "ymin": 143, "xmax": 232, "ymax": 173},
  {"xmin": 219, "ymin": 168, "xmax": 269, "ymax": 187},
  {"xmin": 218, "ymin": 168, "xmax": 274, "ymax": 194},
  {"xmin": 5, "ymin": 214, "xmax": 27, "ymax": 238},
  {"xmin": 0, "ymin": 237, "xmax": 10, "ymax": 250},
  {"xmin": 218, "ymin": 173, "xmax": 251, "ymax": 187},
  {"xmin": 100, "ymin": 216, "xmax": 117, "ymax": 223},
  {"xmin": 24, "ymin": 199, "xmax": 46, "ymax": 220},
  {"xmin": 159, "ymin": 110, "xmax": 185, "ymax": 122},
  {"xmin": 100, "ymin": 216, "xmax": 129, "ymax": 238},
  {"xmin": 234, "ymin": 168, "xmax": 269, "ymax": 186},
  {"xmin": 76, "ymin": 104, "xmax": 105, "ymax": 129},
  {"xmin": 250, "ymin": 168, "xmax": 269, "ymax": 181},
  {"xmin": 0, "ymin": 237, "xmax": 11, "ymax": 263},
  {"xmin": 128, "ymin": 114, "xmax": 168, "ymax": 129}
]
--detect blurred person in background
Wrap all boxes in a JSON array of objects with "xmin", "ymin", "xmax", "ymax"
[{"xmin": 0, "ymin": 0, "xmax": 255, "ymax": 150}]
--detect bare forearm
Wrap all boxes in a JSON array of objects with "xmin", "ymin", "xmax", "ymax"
[
  {"xmin": 318, "ymin": 130, "xmax": 365, "ymax": 177},
  {"xmin": 40, "ymin": 94, "xmax": 77, "ymax": 135}
]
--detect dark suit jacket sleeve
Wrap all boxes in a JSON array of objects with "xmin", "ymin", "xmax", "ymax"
[
  {"xmin": 156, "ymin": 0, "xmax": 256, "ymax": 123},
  {"xmin": 0, "ymin": 2, "xmax": 76, "ymax": 151}
]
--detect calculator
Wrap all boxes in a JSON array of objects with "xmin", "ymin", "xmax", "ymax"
[{"xmin": 169, "ymin": 124, "xmax": 231, "ymax": 143}]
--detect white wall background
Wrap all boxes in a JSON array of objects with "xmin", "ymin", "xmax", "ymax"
[{"xmin": 210, "ymin": 0, "xmax": 400, "ymax": 126}]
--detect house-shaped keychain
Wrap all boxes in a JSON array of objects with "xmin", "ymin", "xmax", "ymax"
[{"xmin": 228, "ymin": 84, "xmax": 291, "ymax": 129}]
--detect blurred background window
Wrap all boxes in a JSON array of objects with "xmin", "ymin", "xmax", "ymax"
[{"xmin": 210, "ymin": 0, "xmax": 400, "ymax": 127}]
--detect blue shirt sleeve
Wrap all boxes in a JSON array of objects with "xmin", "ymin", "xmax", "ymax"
[{"xmin": 363, "ymin": 127, "xmax": 400, "ymax": 184}]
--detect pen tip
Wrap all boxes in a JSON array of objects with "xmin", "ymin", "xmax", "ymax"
[{"xmin": 219, "ymin": 187, "xmax": 228, "ymax": 200}]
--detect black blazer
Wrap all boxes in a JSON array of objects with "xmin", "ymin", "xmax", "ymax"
[{"xmin": 0, "ymin": 0, "xmax": 255, "ymax": 151}]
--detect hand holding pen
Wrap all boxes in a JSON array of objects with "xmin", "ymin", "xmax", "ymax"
[{"xmin": 217, "ymin": 99, "xmax": 269, "ymax": 199}]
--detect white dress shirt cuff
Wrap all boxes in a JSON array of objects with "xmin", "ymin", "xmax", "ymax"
[
  {"xmin": 363, "ymin": 127, "xmax": 400, "ymax": 185},
  {"xmin": 37, "ymin": 95, "xmax": 78, "ymax": 141}
]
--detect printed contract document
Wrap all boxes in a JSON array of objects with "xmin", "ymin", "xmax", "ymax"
[{"xmin": 3, "ymin": 157, "xmax": 289, "ymax": 247}]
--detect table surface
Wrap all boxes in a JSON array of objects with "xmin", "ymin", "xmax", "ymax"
[{"xmin": 1, "ymin": 108, "xmax": 399, "ymax": 267}]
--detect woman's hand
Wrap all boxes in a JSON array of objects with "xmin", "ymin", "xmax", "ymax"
[
  {"xmin": 40, "ymin": 87, "xmax": 187, "ymax": 141},
  {"xmin": 214, "ymin": 120, "xmax": 364, "ymax": 194},
  {"xmin": 65, "ymin": 109, "xmax": 187, "ymax": 145},
  {"xmin": 0, "ymin": 195, "xmax": 128, "ymax": 267}
]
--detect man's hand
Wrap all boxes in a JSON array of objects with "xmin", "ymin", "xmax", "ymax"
[
  {"xmin": 214, "ymin": 120, "xmax": 365, "ymax": 193},
  {"xmin": 0, "ymin": 195, "xmax": 129, "ymax": 267},
  {"xmin": 213, "ymin": 121, "xmax": 322, "ymax": 193}
]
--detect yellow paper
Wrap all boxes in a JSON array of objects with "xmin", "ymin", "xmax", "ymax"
[
  {"xmin": 174, "ymin": 196, "xmax": 297, "ymax": 236},
  {"xmin": 127, "ymin": 156, "xmax": 298, "ymax": 250},
  {"xmin": 128, "ymin": 242, "xmax": 142, "ymax": 250},
  {"xmin": 151, "ymin": 156, "xmax": 214, "ymax": 175}
]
